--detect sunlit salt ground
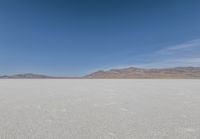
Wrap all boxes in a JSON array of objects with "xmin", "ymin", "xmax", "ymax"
[{"xmin": 0, "ymin": 79, "xmax": 200, "ymax": 139}]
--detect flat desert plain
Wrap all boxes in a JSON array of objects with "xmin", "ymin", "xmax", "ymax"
[{"xmin": 0, "ymin": 79, "xmax": 200, "ymax": 139}]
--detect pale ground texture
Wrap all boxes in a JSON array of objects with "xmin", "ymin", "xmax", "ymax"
[{"xmin": 0, "ymin": 79, "xmax": 200, "ymax": 139}]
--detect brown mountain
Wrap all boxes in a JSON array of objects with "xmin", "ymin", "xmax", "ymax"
[{"xmin": 84, "ymin": 67, "xmax": 200, "ymax": 79}]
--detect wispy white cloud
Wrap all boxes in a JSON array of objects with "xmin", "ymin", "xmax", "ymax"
[
  {"xmin": 163, "ymin": 39, "xmax": 200, "ymax": 51},
  {"xmin": 130, "ymin": 39, "xmax": 200, "ymax": 68}
]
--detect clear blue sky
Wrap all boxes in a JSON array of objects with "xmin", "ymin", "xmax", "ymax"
[{"xmin": 0, "ymin": 0, "xmax": 200, "ymax": 76}]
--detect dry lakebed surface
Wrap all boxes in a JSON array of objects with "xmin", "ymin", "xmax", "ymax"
[{"xmin": 0, "ymin": 79, "xmax": 200, "ymax": 139}]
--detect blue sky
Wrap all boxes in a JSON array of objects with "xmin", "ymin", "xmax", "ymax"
[{"xmin": 0, "ymin": 0, "xmax": 200, "ymax": 76}]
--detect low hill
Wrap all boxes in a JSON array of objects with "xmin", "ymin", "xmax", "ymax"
[
  {"xmin": 0, "ymin": 73, "xmax": 52, "ymax": 79},
  {"xmin": 84, "ymin": 67, "xmax": 200, "ymax": 79}
]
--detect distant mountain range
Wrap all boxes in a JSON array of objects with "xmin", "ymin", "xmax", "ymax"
[
  {"xmin": 1, "ymin": 67, "xmax": 200, "ymax": 79},
  {"xmin": 84, "ymin": 67, "xmax": 200, "ymax": 79},
  {"xmin": 0, "ymin": 73, "xmax": 77, "ymax": 79},
  {"xmin": 0, "ymin": 73, "xmax": 52, "ymax": 79}
]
